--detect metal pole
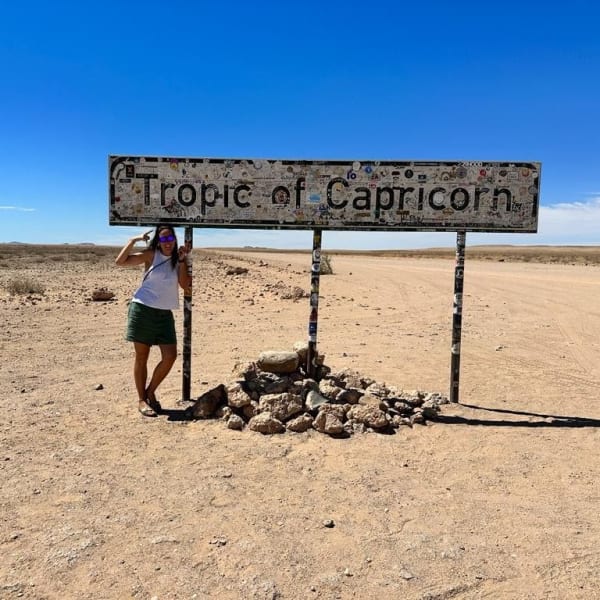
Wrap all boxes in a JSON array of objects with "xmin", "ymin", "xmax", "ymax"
[
  {"xmin": 450, "ymin": 231, "xmax": 466, "ymax": 403},
  {"xmin": 306, "ymin": 229, "xmax": 322, "ymax": 378},
  {"xmin": 182, "ymin": 226, "xmax": 193, "ymax": 402}
]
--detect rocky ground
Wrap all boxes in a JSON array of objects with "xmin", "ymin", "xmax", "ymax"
[{"xmin": 1, "ymin": 244, "xmax": 599, "ymax": 599}]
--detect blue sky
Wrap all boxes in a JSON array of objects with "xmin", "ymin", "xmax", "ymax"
[{"xmin": 1, "ymin": 0, "xmax": 599, "ymax": 249}]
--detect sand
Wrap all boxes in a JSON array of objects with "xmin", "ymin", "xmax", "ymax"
[{"xmin": 1, "ymin": 244, "xmax": 599, "ymax": 599}]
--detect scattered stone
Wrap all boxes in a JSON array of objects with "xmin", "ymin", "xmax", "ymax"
[
  {"xmin": 246, "ymin": 372, "xmax": 279, "ymax": 394},
  {"xmin": 323, "ymin": 519, "xmax": 335, "ymax": 528},
  {"xmin": 305, "ymin": 389, "xmax": 330, "ymax": 412},
  {"xmin": 421, "ymin": 399, "xmax": 441, "ymax": 420},
  {"xmin": 248, "ymin": 412, "xmax": 285, "ymax": 434},
  {"xmin": 227, "ymin": 382, "xmax": 252, "ymax": 408},
  {"xmin": 410, "ymin": 412, "xmax": 426, "ymax": 426},
  {"xmin": 391, "ymin": 415, "xmax": 404, "ymax": 428},
  {"xmin": 319, "ymin": 379, "xmax": 342, "ymax": 401},
  {"xmin": 337, "ymin": 387, "xmax": 362, "ymax": 404},
  {"xmin": 259, "ymin": 393, "xmax": 303, "ymax": 422},
  {"xmin": 215, "ymin": 405, "xmax": 232, "ymax": 420},
  {"xmin": 227, "ymin": 414, "xmax": 244, "ymax": 430},
  {"xmin": 365, "ymin": 382, "xmax": 388, "ymax": 397},
  {"xmin": 232, "ymin": 361, "xmax": 258, "ymax": 381},
  {"xmin": 358, "ymin": 393, "xmax": 387, "ymax": 410},
  {"xmin": 313, "ymin": 410, "xmax": 344, "ymax": 435},
  {"xmin": 394, "ymin": 401, "xmax": 414, "ymax": 415},
  {"xmin": 401, "ymin": 391, "xmax": 426, "ymax": 407},
  {"xmin": 347, "ymin": 405, "xmax": 388, "ymax": 429},
  {"xmin": 257, "ymin": 351, "xmax": 300, "ymax": 374},
  {"xmin": 242, "ymin": 401, "xmax": 259, "ymax": 420},
  {"xmin": 94, "ymin": 383, "xmax": 104, "ymax": 391},
  {"xmin": 151, "ymin": 535, "xmax": 179, "ymax": 544},
  {"xmin": 293, "ymin": 341, "xmax": 309, "ymax": 364},
  {"xmin": 186, "ymin": 384, "xmax": 227, "ymax": 419},
  {"xmin": 302, "ymin": 379, "xmax": 320, "ymax": 393},
  {"xmin": 280, "ymin": 286, "xmax": 308, "ymax": 301},
  {"xmin": 316, "ymin": 403, "xmax": 346, "ymax": 420},
  {"xmin": 335, "ymin": 369, "xmax": 372, "ymax": 390},
  {"xmin": 91, "ymin": 288, "xmax": 115, "ymax": 301},
  {"xmin": 225, "ymin": 266, "xmax": 248, "ymax": 275},
  {"xmin": 209, "ymin": 536, "xmax": 228, "ymax": 546},
  {"xmin": 263, "ymin": 376, "xmax": 293, "ymax": 395},
  {"xmin": 286, "ymin": 413, "xmax": 313, "ymax": 433}
]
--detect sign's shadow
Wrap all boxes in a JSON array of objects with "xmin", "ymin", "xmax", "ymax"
[{"xmin": 435, "ymin": 403, "xmax": 600, "ymax": 428}]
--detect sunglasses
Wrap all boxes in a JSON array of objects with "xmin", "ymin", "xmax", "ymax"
[{"xmin": 159, "ymin": 234, "xmax": 176, "ymax": 243}]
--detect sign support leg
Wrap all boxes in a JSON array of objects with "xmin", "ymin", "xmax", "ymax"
[
  {"xmin": 182, "ymin": 226, "xmax": 193, "ymax": 402},
  {"xmin": 450, "ymin": 231, "xmax": 466, "ymax": 404},
  {"xmin": 306, "ymin": 229, "xmax": 322, "ymax": 379}
]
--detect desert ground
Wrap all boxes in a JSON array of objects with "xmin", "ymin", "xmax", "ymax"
[{"xmin": 1, "ymin": 243, "xmax": 599, "ymax": 600}]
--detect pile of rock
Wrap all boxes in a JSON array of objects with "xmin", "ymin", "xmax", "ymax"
[{"xmin": 186, "ymin": 343, "xmax": 449, "ymax": 435}]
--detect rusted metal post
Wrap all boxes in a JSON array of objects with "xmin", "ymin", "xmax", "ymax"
[
  {"xmin": 450, "ymin": 231, "xmax": 466, "ymax": 403},
  {"xmin": 306, "ymin": 229, "xmax": 322, "ymax": 378},
  {"xmin": 182, "ymin": 226, "xmax": 193, "ymax": 402}
]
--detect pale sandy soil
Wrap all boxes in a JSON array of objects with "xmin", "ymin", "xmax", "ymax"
[{"xmin": 1, "ymin": 246, "xmax": 599, "ymax": 600}]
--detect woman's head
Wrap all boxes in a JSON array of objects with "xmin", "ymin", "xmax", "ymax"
[{"xmin": 149, "ymin": 225, "xmax": 178, "ymax": 267}]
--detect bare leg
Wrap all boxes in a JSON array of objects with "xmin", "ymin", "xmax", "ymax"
[
  {"xmin": 133, "ymin": 342, "xmax": 155, "ymax": 415},
  {"xmin": 146, "ymin": 344, "xmax": 177, "ymax": 408}
]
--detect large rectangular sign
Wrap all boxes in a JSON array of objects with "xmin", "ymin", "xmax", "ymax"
[{"xmin": 109, "ymin": 156, "xmax": 541, "ymax": 232}]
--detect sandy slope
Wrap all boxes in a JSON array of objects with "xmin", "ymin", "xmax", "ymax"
[{"xmin": 1, "ymin": 249, "xmax": 599, "ymax": 599}]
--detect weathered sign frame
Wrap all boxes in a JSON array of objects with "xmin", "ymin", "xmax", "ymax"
[
  {"xmin": 109, "ymin": 155, "xmax": 541, "ymax": 405},
  {"xmin": 110, "ymin": 156, "xmax": 540, "ymax": 233}
]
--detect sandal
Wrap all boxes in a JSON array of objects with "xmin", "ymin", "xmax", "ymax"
[
  {"xmin": 146, "ymin": 391, "xmax": 162, "ymax": 414},
  {"xmin": 138, "ymin": 400, "xmax": 158, "ymax": 417}
]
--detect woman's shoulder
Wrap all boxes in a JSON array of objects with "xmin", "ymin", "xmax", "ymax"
[{"xmin": 141, "ymin": 248, "xmax": 156, "ymax": 266}]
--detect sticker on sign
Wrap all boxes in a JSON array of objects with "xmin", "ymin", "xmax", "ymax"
[{"xmin": 109, "ymin": 156, "xmax": 541, "ymax": 233}]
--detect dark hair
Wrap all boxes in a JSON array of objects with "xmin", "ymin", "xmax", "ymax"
[{"xmin": 149, "ymin": 225, "xmax": 178, "ymax": 268}]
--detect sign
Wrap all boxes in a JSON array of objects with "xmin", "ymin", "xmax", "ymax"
[{"xmin": 109, "ymin": 156, "xmax": 541, "ymax": 232}]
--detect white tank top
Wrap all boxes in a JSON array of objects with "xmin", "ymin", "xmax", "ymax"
[{"xmin": 132, "ymin": 250, "xmax": 180, "ymax": 310}]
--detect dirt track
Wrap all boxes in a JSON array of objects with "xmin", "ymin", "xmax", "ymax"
[{"xmin": 1, "ymin": 246, "xmax": 599, "ymax": 599}]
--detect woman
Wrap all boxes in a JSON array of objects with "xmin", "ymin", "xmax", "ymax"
[{"xmin": 115, "ymin": 225, "xmax": 192, "ymax": 416}]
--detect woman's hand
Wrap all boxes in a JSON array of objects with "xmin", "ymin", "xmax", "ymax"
[
  {"xmin": 133, "ymin": 229, "xmax": 153, "ymax": 244},
  {"xmin": 116, "ymin": 230, "xmax": 153, "ymax": 266},
  {"xmin": 177, "ymin": 244, "xmax": 193, "ymax": 289},
  {"xmin": 178, "ymin": 245, "xmax": 189, "ymax": 263}
]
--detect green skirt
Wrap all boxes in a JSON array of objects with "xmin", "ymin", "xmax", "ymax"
[{"xmin": 125, "ymin": 301, "xmax": 176, "ymax": 346}]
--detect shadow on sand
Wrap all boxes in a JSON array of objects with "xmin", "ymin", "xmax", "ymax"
[
  {"xmin": 435, "ymin": 403, "xmax": 600, "ymax": 428},
  {"xmin": 159, "ymin": 407, "xmax": 195, "ymax": 422},
  {"xmin": 155, "ymin": 404, "xmax": 600, "ymax": 430}
]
